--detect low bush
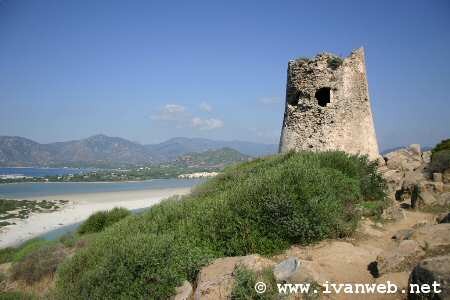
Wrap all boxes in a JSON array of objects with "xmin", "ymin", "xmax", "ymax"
[
  {"xmin": 55, "ymin": 151, "xmax": 386, "ymax": 299},
  {"xmin": 429, "ymin": 149, "xmax": 450, "ymax": 173},
  {"xmin": 231, "ymin": 266, "xmax": 277, "ymax": 299},
  {"xmin": 0, "ymin": 239, "xmax": 55, "ymax": 264},
  {"xmin": 77, "ymin": 207, "xmax": 131, "ymax": 235},
  {"xmin": 327, "ymin": 56, "xmax": 343, "ymax": 70},
  {"xmin": 11, "ymin": 244, "xmax": 66, "ymax": 284},
  {"xmin": 0, "ymin": 291, "xmax": 36, "ymax": 300},
  {"xmin": 431, "ymin": 139, "xmax": 450, "ymax": 157},
  {"xmin": 0, "ymin": 247, "xmax": 15, "ymax": 264}
]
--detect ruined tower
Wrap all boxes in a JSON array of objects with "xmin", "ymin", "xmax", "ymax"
[{"xmin": 279, "ymin": 47, "xmax": 379, "ymax": 160}]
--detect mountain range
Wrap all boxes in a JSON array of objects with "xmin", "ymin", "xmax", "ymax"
[{"xmin": 0, "ymin": 135, "xmax": 277, "ymax": 168}]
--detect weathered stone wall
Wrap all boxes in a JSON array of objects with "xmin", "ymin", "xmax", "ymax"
[{"xmin": 279, "ymin": 47, "xmax": 379, "ymax": 160}]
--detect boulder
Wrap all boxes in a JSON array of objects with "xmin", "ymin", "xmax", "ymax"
[
  {"xmin": 382, "ymin": 169, "xmax": 404, "ymax": 193},
  {"xmin": 375, "ymin": 272, "xmax": 409, "ymax": 292},
  {"xmin": 436, "ymin": 213, "xmax": 450, "ymax": 224},
  {"xmin": 417, "ymin": 190, "xmax": 437, "ymax": 207},
  {"xmin": 376, "ymin": 240, "xmax": 425, "ymax": 274},
  {"xmin": 173, "ymin": 281, "xmax": 193, "ymax": 300},
  {"xmin": 377, "ymin": 155, "xmax": 387, "ymax": 167},
  {"xmin": 419, "ymin": 181, "xmax": 444, "ymax": 193},
  {"xmin": 437, "ymin": 192, "xmax": 450, "ymax": 206},
  {"xmin": 384, "ymin": 147, "xmax": 423, "ymax": 172},
  {"xmin": 382, "ymin": 205, "xmax": 406, "ymax": 221},
  {"xmin": 433, "ymin": 173, "xmax": 443, "ymax": 182},
  {"xmin": 392, "ymin": 229, "xmax": 415, "ymax": 241},
  {"xmin": 408, "ymin": 255, "xmax": 450, "ymax": 300},
  {"xmin": 194, "ymin": 255, "xmax": 274, "ymax": 300},
  {"xmin": 273, "ymin": 257, "xmax": 299, "ymax": 282},
  {"xmin": 444, "ymin": 170, "xmax": 450, "ymax": 184},
  {"xmin": 422, "ymin": 151, "xmax": 432, "ymax": 164},
  {"xmin": 273, "ymin": 257, "xmax": 329, "ymax": 285},
  {"xmin": 411, "ymin": 224, "xmax": 450, "ymax": 254}
]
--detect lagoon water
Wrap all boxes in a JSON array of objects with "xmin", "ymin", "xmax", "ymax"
[
  {"xmin": 0, "ymin": 167, "xmax": 94, "ymax": 178},
  {"xmin": 0, "ymin": 178, "xmax": 203, "ymax": 199}
]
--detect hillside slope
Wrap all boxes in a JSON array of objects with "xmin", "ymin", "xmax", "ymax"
[{"xmin": 0, "ymin": 135, "xmax": 276, "ymax": 167}]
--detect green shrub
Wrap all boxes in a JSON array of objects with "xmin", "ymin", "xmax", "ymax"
[
  {"xmin": 11, "ymin": 239, "xmax": 55, "ymax": 263},
  {"xmin": 0, "ymin": 247, "xmax": 16, "ymax": 264},
  {"xmin": 432, "ymin": 139, "xmax": 450, "ymax": 156},
  {"xmin": 0, "ymin": 291, "xmax": 36, "ymax": 300},
  {"xmin": 55, "ymin": 232, "xmax": 215, "ymax": 299},
  {"xmin": 55, "ymin": 151, "xmax": 386, "ymax": 299},
  {"xmin": 359, "ymin": 201, "xmax": 386, "ymax": 218},
  {"xmin": 327, "ymin": 56, "xmax": 343, "ymax": 70},
  {"xmin": 231, "ymin": 266, "xmax": 278, "ymax": 299},
  {"xmin": 58, "ymin": 233, "xmax": 77, "ymax": 248},
  {"xmin": 77, "ymin": 207, "xmax": 131, "ymax": 235},
  {"xmin": 429, "ymin": 149, "xmax": 450, "ymax": 173},
  {"xmin": 11, "ymin": 244, "xmax": 66, "ymax": 284}
]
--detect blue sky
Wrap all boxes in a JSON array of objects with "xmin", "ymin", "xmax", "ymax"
[{"xmin": 0, "ymin": 0, "xmax": 449, "ymax": 150}]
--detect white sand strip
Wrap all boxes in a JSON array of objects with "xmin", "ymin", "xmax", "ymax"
[{"xmin": 0, "ymin": 187, "xmax": 191, "ymax": 248}]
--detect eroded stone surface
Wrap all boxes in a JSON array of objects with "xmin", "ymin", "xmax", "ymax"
[
  {"xmin": 408, "ymin": 255, "xmax": 450, "ymax": 300},
  {"xmin": 279, "ymin": 48, "xmax": 379, "ymax": 160},
  {"xmin": 194, "ymin": 254, "xmax": 274, "ymax": 300}
]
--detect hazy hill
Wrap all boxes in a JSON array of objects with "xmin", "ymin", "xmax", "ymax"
[
  {"xmin": 145, "ymin": 137, "xmax": 276, "ymax": 160},
  {"xmin": 169, "ymin": 147, "xmax": 251, "ymax": 169},
  {"xmin": 0, "ymin": 135, "xmax": 276, "ymax": 167}
]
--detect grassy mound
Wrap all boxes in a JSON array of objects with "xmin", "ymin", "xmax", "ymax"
[
  {"xmin": 77, "ymin": 207, "xmax": 131, "ymax": 235},
  {"xmin": 55, "ymin": 151, "xmax": 386, "ymax": 299},
  {"xmin": 11, "ymin": 244, "xmax": 66, "ymax": 284}
]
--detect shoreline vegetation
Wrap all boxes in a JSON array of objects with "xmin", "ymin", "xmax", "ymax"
[
  {"xmin": 0, "ymin": 187, "xmax": 193, "ymax": 248},
  {"xmin": 0, "ymin": 147, "xmax": 251, "ymax": 184},
  {"xmin": 0, "ymin": 199, "xmax": 68, "ymax": 228}
]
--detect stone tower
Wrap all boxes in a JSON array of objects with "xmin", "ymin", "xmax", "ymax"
[{"xmin": 279, "ymin": 47, "xmax": 379, "ymax": 160}]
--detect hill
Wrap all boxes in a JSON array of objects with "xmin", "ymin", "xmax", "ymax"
[
  {"xmin": 0, "ymin": 135, "xmax": 276, "ymax": 168},
  {"xmin": 170, "ymin": 147, "xmax": 251, "ymax": 169}
]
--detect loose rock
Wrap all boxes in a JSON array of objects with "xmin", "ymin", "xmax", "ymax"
[{"xmin": 408, "ymin": 255, "xmax": 450, "ymax": 300}]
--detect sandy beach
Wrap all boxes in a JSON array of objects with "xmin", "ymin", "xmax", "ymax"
[{"xmin": 0, "ymin": 187, "xmax": 192, "ymax": 248}]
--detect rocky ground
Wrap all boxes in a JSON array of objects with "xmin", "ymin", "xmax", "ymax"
[{"xmin": 174, "ymin": 145, "xmax": 450, "ymax": 300}]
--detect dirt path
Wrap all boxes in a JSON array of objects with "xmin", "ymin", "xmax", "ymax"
[{"xmin": 272, "ymin": 210, "xmax": 436, "ymax": 299}]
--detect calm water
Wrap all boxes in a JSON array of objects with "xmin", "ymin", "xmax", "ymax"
[
  {"xmin": 0, "ymin": 167, "xmax": 94, "ymax": 177},
  {"xmin": 0, "ymin": 178, "xmax": 203, "ymax": 199}
]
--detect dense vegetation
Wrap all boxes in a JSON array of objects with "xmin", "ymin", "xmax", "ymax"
[
  {"xmin": 77, "ymin": 207, "xmax": 131, "ymax": 235},
  {"xmin": 0, "ymin": 148, "xmax": 248, "ymax": 184},
  {"xmin": 430, "ymin": 139, "xmax": 450, "ymax": 173},
  {"xmin": 431, "ymin": 138, "xmax": 450, "ymax": 157},
  {"xmin": 54, "ymin": 151, "xmax": 386, "ymax": 299}
]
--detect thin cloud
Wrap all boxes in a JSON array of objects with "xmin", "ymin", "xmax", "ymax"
[
  {"xmin": 151, "ymin": 104, "xmax": 187, "ymax": 121},
  {"xmin": 191, "ymin": 117, "xmax": 224, "ymax": 130},
  {"xmin": 199, "ymin": 102, "xmax": 213, "ymax": 112}
]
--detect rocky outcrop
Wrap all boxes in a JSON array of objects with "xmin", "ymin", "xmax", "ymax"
[
  {"xmin": 194, "ymin": 255, "xmax": 274, "ymax": 300},
  {"xmin": 273, "ymin": 257, "xmax": 329, "ymax": 285},
  {"xmin": 411, "ymin": 224, "xmax": 450, "ymax": 255},
  {"xmin": 380, "ymin": 144, "xmax": 450, "ymax": 211},
  {"xmin": 408, "ymin": 255, "xmax": 450, "ymax": 300},
  {"xmin": 172, "ymin": 281, "xmax": 193, "ymax": 300},
  {"xmin": 376, "ymin": 240, "xmax": 425, "ymax": 275}
]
